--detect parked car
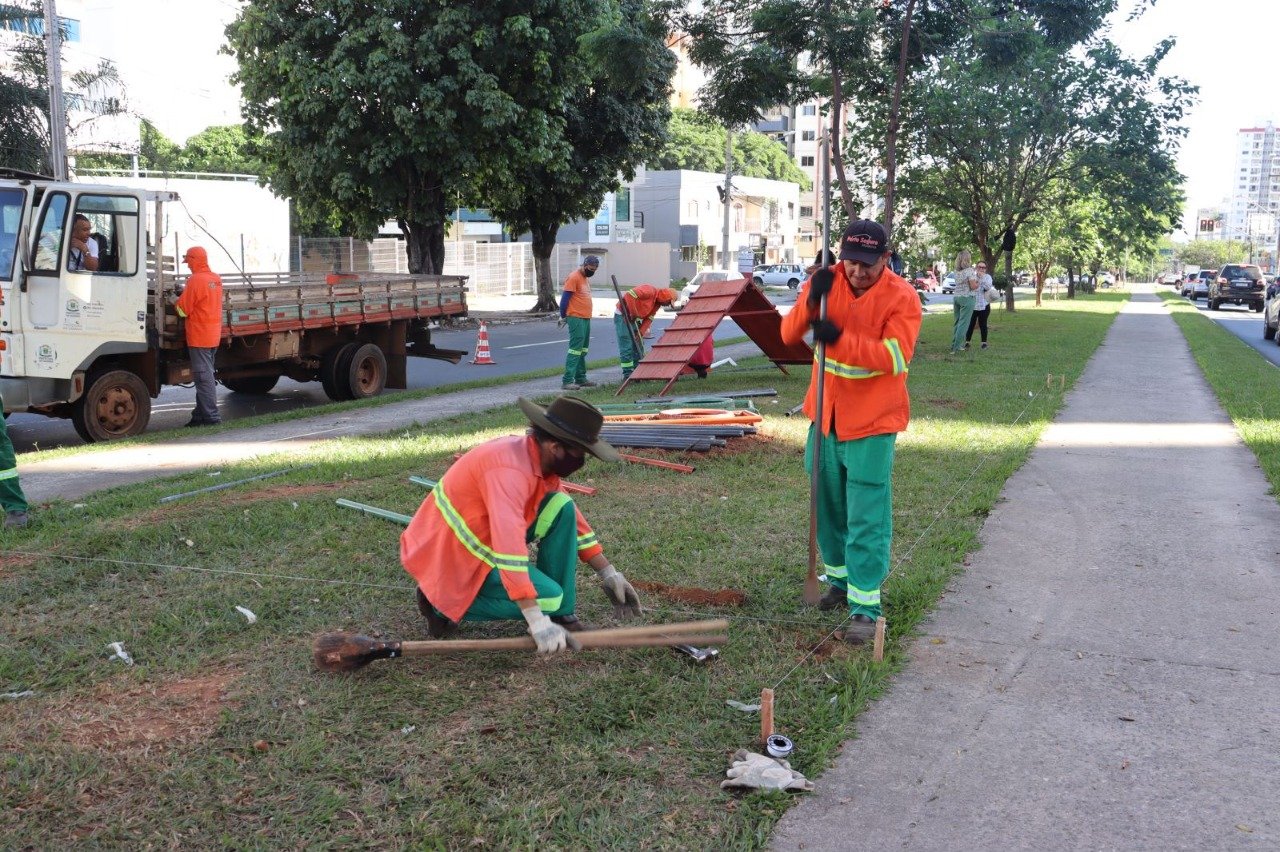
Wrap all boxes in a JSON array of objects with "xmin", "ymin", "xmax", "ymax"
[
  {"xmin": 673, "ymin": 269, "xmax": 737, "ymax": 310},
  {"xmin": 1160, "ymin": 272, "xmax": 1182, "ymax": 286},
  {"xmin": 912, "ymin": 271, "xmax": 938, "ymax": 291},
  {"xmin": 1208, "ymin": 263, "xmax": 1265, "ymax": 312},
  {"xmin": 1262, "ymin": 284, "xmax": 1280, "ymax": 340},
  {"xmin": 940, "ymin": 272, "xmax": 957, "ymax": 294},
  {"xmin": 751, "ymin": 263, "xmax": 807, "ymax": 288},
  {"xmin": 1183, "ymin": 269, "xmax": 1216, "ymax": 301}
]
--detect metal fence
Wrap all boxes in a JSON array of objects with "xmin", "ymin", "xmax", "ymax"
[{"xmin": 292, "ymin": 237, "xmax": 594, "ymax": 296}]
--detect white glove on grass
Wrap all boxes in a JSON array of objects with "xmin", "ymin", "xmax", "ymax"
[{"xmin": 520, "ymin": 604, "xmax": 580, "ymax": 655}]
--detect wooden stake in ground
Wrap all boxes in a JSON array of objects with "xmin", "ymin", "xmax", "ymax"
[
  {"xmin": 872, "ymin": 617, "xmax": 886, "ymax": 662},
  {"xmin": 760, "ymin": 687, "xmax": 775, "ymax": 742}
]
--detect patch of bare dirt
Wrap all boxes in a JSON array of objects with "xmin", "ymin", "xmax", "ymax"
[
  {"xmin": 0, "ymin": 551, "xmax": 39, "ymax": 575},
  {"xmin": 49, "ymin": 669, "xmax": 239, "ymax": 753},
  {"xmin": 120, "ymin": 482, "xmax": 349, "ymax": 531}
]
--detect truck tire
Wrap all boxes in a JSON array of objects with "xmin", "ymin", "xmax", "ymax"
[
  {"xmin": 345, "ymin": 343, "xmax": 388, "ymax": 399},
  {"xmin": 1264, "ymin": 319, "xmax": 1275, "ymax": 341},
  {"xmin": 320, "ymin": 342, "xmax": 360, "ymax": 401},
  {"xmin": 72, "ymin": 369, "xmax": 151, "ymax": 443},
  {"xmin": 222, "ymin": 375, "xmax": 280, "ymax": 395}
]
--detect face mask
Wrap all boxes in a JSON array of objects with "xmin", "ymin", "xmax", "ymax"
[
  {"xmin": 583, "ymin": 267, "xmax": 596, "ymax": 278},
  {"xmin": 551, "ymin": 445, "xmax": 586, "ymax": 477}
]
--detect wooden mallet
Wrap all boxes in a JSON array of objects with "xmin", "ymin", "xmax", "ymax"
[{"xmin": 313, "ymin": 619, "xmax": 729, "ymax": 672}]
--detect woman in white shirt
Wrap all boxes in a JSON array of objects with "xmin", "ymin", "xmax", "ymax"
[{"xmin": 964, "ymin": 262, "xmax": 999, "ymax": 349}]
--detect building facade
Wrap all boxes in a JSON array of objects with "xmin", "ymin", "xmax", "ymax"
[{"xmin": 1226, "ymin": 124, "xmax": 1280, "ymax": 272}]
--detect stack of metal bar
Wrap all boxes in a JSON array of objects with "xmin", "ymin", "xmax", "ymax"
[{"xmin": 598, "ymin": 394, "xmax": 766, "ymax": 452}]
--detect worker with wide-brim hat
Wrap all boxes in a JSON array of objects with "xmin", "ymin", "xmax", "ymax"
[{"xmin": 401, "ymin": 395, "xmax": 641, "ymax": 654}]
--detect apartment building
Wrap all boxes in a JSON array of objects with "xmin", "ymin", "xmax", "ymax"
[{"xmin": 1225, "ymin": 123, "xmax": 1280, "ymax": 270}]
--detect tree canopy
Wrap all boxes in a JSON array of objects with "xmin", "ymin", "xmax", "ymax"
[
  {"xmin": 479, "ymin": 0, "xmax": 676, "ymax": 309},
  {"xmin": 228, "ymin": 0, "xmax": 656, "ymax": 275},
  {"xmin": 653, "ymin": 108, "xmax": 811, "ymax": 189}
]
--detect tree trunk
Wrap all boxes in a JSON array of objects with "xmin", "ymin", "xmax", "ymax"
[
  {"xmin": 1004, "ymin": 247, "xmax": 1015, "ymax": 313},
  {"xmin": 1066, "ymin": 262, "xmax": 1077, "ymax": 299},
  {"xmin": 401, "ymin": 218, "xmax": 448, "ymax": 274},
  {"xmin": 880, "ymin": 0, "xmax": 916, "ymax": 236},
  {"xmin": 829, "ymin": 72, "xmax": 855, "ymax": 223},
  {"xmin": 530, "ymin": 222, "xmax": 559, "ymax": 313}
]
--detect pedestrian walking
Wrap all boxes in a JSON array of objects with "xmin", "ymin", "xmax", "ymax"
[
  {"xmin": 614, "ymin": 284, "xmax": 677, "ymax": 380},
  {"xmin": 781, "ymin": 220, "xmax": 922, "ymax": 643},
  {"xmin": 401, "ymin": 395, "xmax": 642, "ymax": 653},
  {"xmin": 174, "ymin": 246, "xmax": 223, "ymax": 426},
  {"xmin": 964, "ymin": 261, "xmax": 999, "ymax": 349},
  {"xmin": 950, "ymin": 250, "xmax": 978, "ymax": 354},
  {"xmin": 559, "ymin": 255, "xmax": 599, "ymax": 390}
]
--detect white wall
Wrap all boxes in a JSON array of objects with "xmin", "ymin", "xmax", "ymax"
[{"xmin": 75, "ymin": 175, "xmax": 291, "ymax": 272}]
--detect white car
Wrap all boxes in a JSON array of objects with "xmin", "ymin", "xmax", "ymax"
[
  {"xmin": 673, "ymin": 269, "xmax": 737, "ymax": 310},
  {"xmin": 752, "ymin": 263, "xmax": 807, "ymax": 289}
]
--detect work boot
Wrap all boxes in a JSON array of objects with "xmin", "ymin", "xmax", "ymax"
[
  {"xmin": 562, "ymin": 382, "xmax": 581, "ymax": 391},
  {"xmin": 550, "ymin": 614, "xmax": 590, "ymax": 632},
  {"xmin": 842, "ymin": 614, "xmax": 877, "ymax": 645},
  {"xmin": 817, "ymin": 585, "xmax": 846, "ymax": 611},
  {"xmin": 4, "ymin": 510, "xmax": 29, "ymax": 529},
  {"xmin": 577, "ymin": 380, "xmax": 598, "ymax": 388},
  {"xmin": 415, "ymin": 589, "xmax": 457, "ymax": 639}
]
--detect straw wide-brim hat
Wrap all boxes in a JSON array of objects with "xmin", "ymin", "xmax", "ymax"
[{"xmin": 518, "ymin": 395, "xmax": 620, "ymax": 462}]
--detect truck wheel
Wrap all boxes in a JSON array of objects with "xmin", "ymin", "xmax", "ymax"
[
  {"xmin": 222, "ymin": 375, "xmax": 280, "ymax": 395},
  {"xmin": 1264, "ymin": 319, "xmax": 1275, "ymax": 340},
  {"xmin": 345, "ymin": 343, "xmax": 387, "ymax": 399},
  {"xmin": 72, "ymin": 369, "xmax": 151, "ymax": 443},
  {"xmin": 320, "ymin": 342, "xmax": 360, "ymax": 401}
]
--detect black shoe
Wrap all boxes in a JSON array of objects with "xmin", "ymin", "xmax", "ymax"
[
  {"xmin": 842, "ymin": 614, "xmax": 877, "ymax": 645},
  {"xmin": 550, "ymin": 614, "xmax": 589, "ymax": 633},
  {"xmin": 817, "ymin": 585, "xmax": 846, "ymax": 611},
  {"xmin": 415, "ymin": 589, "xmax": 456, "ymax": 638}
]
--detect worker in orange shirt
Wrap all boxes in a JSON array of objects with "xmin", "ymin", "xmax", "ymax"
[
  {"xmin": 559, "ymin": 255, "xmax": 599, "ymax": 390},
  {"xmin": 614, "ymin": 284, "xmax": 677, "ymax": 380},
  {"xmin": 174, "ymin": 246, "xmax": 224, "ymax": 426},
  {"xmin": 781, "ymin": 220, "xmax": 921, "ymax": 644},
  {"xmin": 401, "ymin": 395, "xmax": 643, "ymax": 653}
]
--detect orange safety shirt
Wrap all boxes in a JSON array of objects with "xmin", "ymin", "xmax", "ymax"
[
  {"xmin": 618, "ymin": 284, "xmax": 667, "ymax": 338},
  {"xmin": 562, "ymin": 269, "xmax": 594, "ymax": 318},
  {"xmin": 400, "ymin": 434, "xmax": 605, "ymax": 623},
  {"xmin": 781, "ymin": 264, "xmax": 922, "ymax": 441},
  {"xmin": 175, "ymin": 247, "xmax": 224, "ymax": 348}
]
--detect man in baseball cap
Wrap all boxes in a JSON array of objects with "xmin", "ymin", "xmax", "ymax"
[
  {"xmin": 401, "ymin": 395, "xmax": 641, "ymax": 656},
  {"xmin": 559, "ymin": 256, "xmax": 601, "ymax": 389},
  {"xmin": 779, "ymin": 218, "xmax": 922, "ymax": 644}
]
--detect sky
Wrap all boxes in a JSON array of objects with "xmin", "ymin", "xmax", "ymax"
[
  {"xmin": 1106, "ymin": 0, "xmax": 1274, "ymax": 236},
  {"xmin": 78, "ymin": 0, "xmax": 1268, "ymax": 237}
]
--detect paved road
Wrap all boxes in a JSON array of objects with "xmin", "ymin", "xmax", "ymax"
[{"xmin": 1183, "ymin": 291, "xmax": 1280, "ymax": 367}]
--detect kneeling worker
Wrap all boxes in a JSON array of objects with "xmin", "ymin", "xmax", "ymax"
[{"xmin": 401, "ymin": 395, "xmax": 643, "ymax": 654}]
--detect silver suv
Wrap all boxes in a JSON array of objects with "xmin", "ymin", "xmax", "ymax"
[{"xmin": 1209, "ymin": 264, "xmax": 1264, "ymax": 312}]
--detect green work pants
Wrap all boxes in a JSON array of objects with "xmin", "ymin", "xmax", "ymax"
[
  {"xmin": 462, "ymin": 492, "xmax": 580, "ymax": 621},
  {"xmin": 0, "ymin": 395, "xmax": 27, "ymax": 514},
  {"xmin": 951, "ymin": 294, "xmax": 976, "ymax": 353},
  {"xmin": 562, "ymin": 316, "xmax": 591, "ymax": 386},
  {"xmin": 613, "ymin": 312, "xmax": 644, "ymax": 378},
  {"xmin": 805, "ymin": 426, "xmax": 896, "ymax": 619}
]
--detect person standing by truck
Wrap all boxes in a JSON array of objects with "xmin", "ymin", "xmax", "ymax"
[
  {"xmin": 559, "ymin": 255, "xmax": 599, "ymax": 390},
  {"xmin": 174, "ymin": 246, "xmax": 224, "ymax": 427}
]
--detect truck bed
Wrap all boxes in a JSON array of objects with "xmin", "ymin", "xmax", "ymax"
[{"xmin": 149, "ymin": 271, "xmax": 467, "ymax": 345}]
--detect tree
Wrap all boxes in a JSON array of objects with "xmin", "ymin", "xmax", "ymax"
[
  {"xmin": 653, "ymin": 108, "xmax": 810, "ymax": 188},
  {"xmin": 1176, "ymin": 239, "xmax": 1250, "ymax": 270},
  {"xmin": 227, "ymin": 1, "xmax": 614, "ymax": 275},
  {"xmin": 481, "ymin": 0, "xmax": 676, "ymax": 311},
  {"xmin": 177, "ymin": 125, "xmax": 262, "ymax": 175}
]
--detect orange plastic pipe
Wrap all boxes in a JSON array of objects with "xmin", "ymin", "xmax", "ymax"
[{"xmin": 619, "ymin": 453, "xmax": 695, "ymax": 473}]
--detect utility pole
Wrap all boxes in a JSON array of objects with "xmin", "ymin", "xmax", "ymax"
[
  {"xmin": 721, "ymin": 128, "xmax": 733, "ymax": 270},
  {"xmin": 42, "ymin": 0, "xmax": 69, "ymax": 180}
]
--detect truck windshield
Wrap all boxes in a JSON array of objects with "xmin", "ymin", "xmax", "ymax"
[{"xmin": 0, "ymin": 188, "xmax": 24, "ymax": 282}]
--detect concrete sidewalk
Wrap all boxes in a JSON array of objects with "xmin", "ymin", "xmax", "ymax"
[
  {"xmin": 14, "ymin": 339, "xmax": 768, "ymax": 505},
  {"xmin": 774, "ymin": 286, "xmax": 1279, "ymax": 850}
]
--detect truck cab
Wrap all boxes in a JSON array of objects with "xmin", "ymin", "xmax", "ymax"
[{"xmin": 2, "ymin": 172, "xmax": 160, "ymax": 427}]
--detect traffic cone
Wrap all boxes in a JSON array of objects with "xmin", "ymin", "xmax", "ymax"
[{"xmin": 471, "ymin": 321, "xmax": 496, "ymax": 365}]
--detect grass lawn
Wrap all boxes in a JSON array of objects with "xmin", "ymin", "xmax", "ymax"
[
  {"xmin": 1161, "ymin": 291, "xmax": 1280, "ymax": 492},
  {"xmin": 1, "ymin": 294, "xmax": 1124, "ymax": 848}
]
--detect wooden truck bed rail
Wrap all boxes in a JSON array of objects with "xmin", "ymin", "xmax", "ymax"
[{"xmin": 150, "ymin": 271, "xmax": 468, "ymax": 343}]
